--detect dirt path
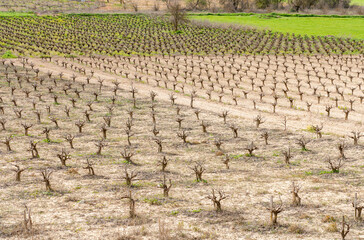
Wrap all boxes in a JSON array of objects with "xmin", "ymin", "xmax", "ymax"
[{"xmin": 15, "ymin": 58, "xmax": 363, "ymax": 138}]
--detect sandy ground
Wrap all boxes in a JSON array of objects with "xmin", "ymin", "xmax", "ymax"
[
  {"xmin": 0, "ymin": 55, "xmax": 363, "ymax": 239},
  {"xmin": 0, "ymin": 0, "xmax": 100, "ymax": 13},
  {"xmin": 24, "ymin": 55, "xmax": 364, "ymax": 137}
]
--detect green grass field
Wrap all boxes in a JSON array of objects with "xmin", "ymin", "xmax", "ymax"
[
  {"xmin": 190, "ymin": 14, "xmax": 364, "ymax": 39},
  {"xmin": 351, "ymin": 0, "xmax": 364, "ymax": 5},
  {"xmin": 0, "ymin": 11, "xmax": 35, "ymax": 16}
]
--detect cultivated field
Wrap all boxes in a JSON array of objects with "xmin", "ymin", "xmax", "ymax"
[
  {"xmin": 0, "ymin": 15, "xmax": 363, "ymax": 57},
  {"xmin": 0, "ymin": 13, "xmax": 363, "ymax": 240}
]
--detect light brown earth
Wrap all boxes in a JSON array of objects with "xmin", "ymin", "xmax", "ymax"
[{"xmin": 0, "ymin": 55, "xmax": 363, "ymax": 240}]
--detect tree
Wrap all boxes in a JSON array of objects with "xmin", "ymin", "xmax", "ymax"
[
  {"xmin": 316, "ymin": 0, "xmax": 351, "ymax": 8},
  {"xmin": 255, "ymin": 0, "xmax": 283, "ymax": 9},
  {"xmin": 219, "ymin": 0, "xmax": 248, "ymax": 11},
  {"xmin": 287, "ymin": 0, "xmax": 318, "ymax": 12},
  {"xmin": 168, "ymin": 0, "xmax": 189, "ymax": 31},
  {"xmin": 185, "ymin": 0, "xmax": 207, "ymax": 10}
]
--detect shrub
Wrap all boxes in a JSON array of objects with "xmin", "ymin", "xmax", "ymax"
[
  {"xmin": 326, "ymin": 222, "xmax": 338, "ymax": 232},
  {"xmin": 256, "ymin": 0, "xmax": 283, "ymax": 9},
  {"xmin": 1, "ymin": 50, "xmax": 16, "ymax": 59},
  {"xmin": 288, "ymin": 224, "xmax": 305, "ymax": 234},
  {"xmin": 316, "ymin": 0, "xmax": 351, "ymax": 8}
]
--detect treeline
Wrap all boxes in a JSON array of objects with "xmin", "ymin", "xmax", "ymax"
[{"xmin": 182, "ymin": 0, "xmax": 354, "ymax": 12}]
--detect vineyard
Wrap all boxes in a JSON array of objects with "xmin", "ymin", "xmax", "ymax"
[
  {"xmin": 0, "ymin": 15, "xmax": 363, "ymax": 57},
  {"xmin": 0, "ymin": 13, "xmax": 363, "ymax": 240}
]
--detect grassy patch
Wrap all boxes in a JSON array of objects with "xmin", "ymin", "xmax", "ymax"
[
  {"xmin": 230, "ymin": 154, "xmax": 244, "ymax": 159},
  {"xmin": 272, "ymin": 151, "xmax": 280, "ymax": 157},
  {"xmin": 305, "ymin": 170, "xmax": 340, "ymax": 176},
  {"xmin": 319, "ymin": 170, "xmax": 338, "ymax": 175},
  {"xmin": 143, "ymin": 197, "xmax": 162, "ymax": 205},
  {"xmin": 2, "ymin": 50, "xmax": 17, "ymax": 59},
  {"xmin": 42, "ymin": 138, "xmax": 62, "ymax": 143},
  {"xmin": 193, "ymin": 179, "xmax": 208, "ymax": 184},
  {"xmin": 170, "ymin": 210, "xmax": 179, "ymax": 216},
  {"xmin": 190, "ymin": 14, "xmax": 364, "ymax": 39},
  {"xmin": 352, "ymin": 0, "xmax": 364, "ymax": 5},
  {"xmin": 303, "ymin": 125, "xmax": 316, "ymax": 133},
  {"xmin": 0, "ymin": 11, "xmax": 35, "ymax": 17},
  {"xmin": 192, "ymin": 208, "xmax": 202, "ymax": 213}
]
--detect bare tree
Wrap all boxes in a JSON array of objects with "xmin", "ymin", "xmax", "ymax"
[
  {"xmin": 154, "ymin": 137, "xmax": 163, "ymax": 153},
  {"xmin": 49, "ymin": 116, "xmax": 59, "ymax": 129},
  {"xmin": 100, "ymin": 124, "xmax": 108, "ymax": 139},
  {"xmin": 337, "ymin": 141, "xmax": 347, "ymax": 159},
  {"xmin": 75, "ymin": 120, "xmax": 85, "ymax": 133},
  {"xmin": 2, "ymin": 135, "xmax": 12, "ymax": 151},
  {"xmin": 214, "ymin": 138, "xmax": 223, "ymax": 151},
  {"xmin": 159, "ymin": 175, "xmax": 172, "ymax": 197},
  {"xmin": 328, "ymin": 157, "xmax": 344, "ymax": 173},
  {"xmin": 42, "ymin": 127, "xmax": 51, "ymax": 142},
  {"xmin": 12, "ymin": 164, "xmax": 26, "ymax": 182},
  {"xmin": 229, "ymin": 124, "xmax": 239, "ymax": 138},
  {"xmin": 254, "ymin": 114, "xmax": 265, "ymax": 128},
  {"xmin": 0, "ymin": 118, "xmax": 6, "ymax": 130},
  {"xmin": 125, "ymin": 128, "xmax": 134, "ymax": 146},
  {"xmin": 207, "ymin": 189, "xmax": 227, "ymax": 212},
  {"xmin": 219, "ymin": 110, "xmax": 228, "ymax": 124},
  {"xmin": 261, "ymin": 131, "xmax": 269, "ymax": 145},
  {"xmin": 186, "ymin": 0, "xmax": 206, "ymax": 10},
  {"xmin": 64, "ymin": 134, "xmax": 75, "ymax": 149},
  {"xmin": 95, "ymin": 140, "xmax": 107, "ymax": 155},
  {"xmin": 222, "ymin": 154, "xmax": 230, "ymax": 169},
  {"xmin": 23, "ymin": 204, "xmax": 33, "ymax": 232},
  {"xmin": 340, "ymin": 216, "xmax": 350, "ymax": 240},
  {"xmin": 57, "ymin": 148, "xmax": 71, "ymax": 167},
  {"xmin": 267, "ymin": 195, "xmax": 284, "ymax": 225},
  {"xmin": 312, "ymin": 124, "xmax": 323, "ymax": 138},
  {"xmin": 123, "ymin": 166, "xmax": 137, "ymax": 187},
  {"xmin": 84, "ymin": 158, "xmax": 95, "ymax": 175},
  {"xmin": 152, "ymin": 125, "xmax": 160, "ymax": 137},
  {"xmin": 191, "ymin": 161, "xmax": 205, "ymax": 182},
  {"xmin": 28, "ymin": 141, "xmax": 39, "ymax": 158},
  {"xmin": 103, "ymin": 115, "xmax": 112, "ymax": 127},
  {"xmin": 291, "ymin": 181, "xmax": 301, "ymax": 206},
  {"xmin": 219, "ymin": 0, "xmax": 248, "ymax": 11},
  {"xmin": 41, "ymin": 169, "xmax": 53, "ymax": 191},
  {"xmin": 352, "ymin": 193, "xmax": 363, "ymax": 221},
  {"xmin": 167, "ymin": 0, "xmax": 189, "ymax": 31},
  {"xmin": 200, "ymin": 120, "xmax": 210, "ymax": 133},
  {"xmin": 177, "ymin": 129, "xmax": 189, "ymax": 143},
  {"xmin": 21, "ymin": 123, "xmax": 33, "ymax": 136},
  {"xmin": 288, "ymin": 0, "xmax": 317, "ymax": 12},
  {"xmin": 130, "ymin": 0, "xmax": 138, "ymax": 12},
  {"xmin": 245, "ymin": 141, "xmax": 258, "ymax": 156},
  {"xmin": 296, "ymin": 136, "xmax": 310, "ymax": 151},
  {"xmin": 121, "ymin": 190, "xmax": 136, "ymax": 218},
  {"xmin": 121, "ymin": 147, "xmax": 135, "ymax": 164},
  {"xmin": 349, "ymin": 131, "xmax": 363, "ymax": 145},
  {"xmin": 169, "ymin": 93, "xmax": 177, "ymax": 105},
  {"xmin": 158, "ymin": 156, "xmax": 169, "ymax": 172},
  {"xmin": 282, "ymin": 116, "xmax": 288, "ymax": 131},
  {"xmin": 282, "ymin": 147, "xmax": 292, "ymax": 164}
]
